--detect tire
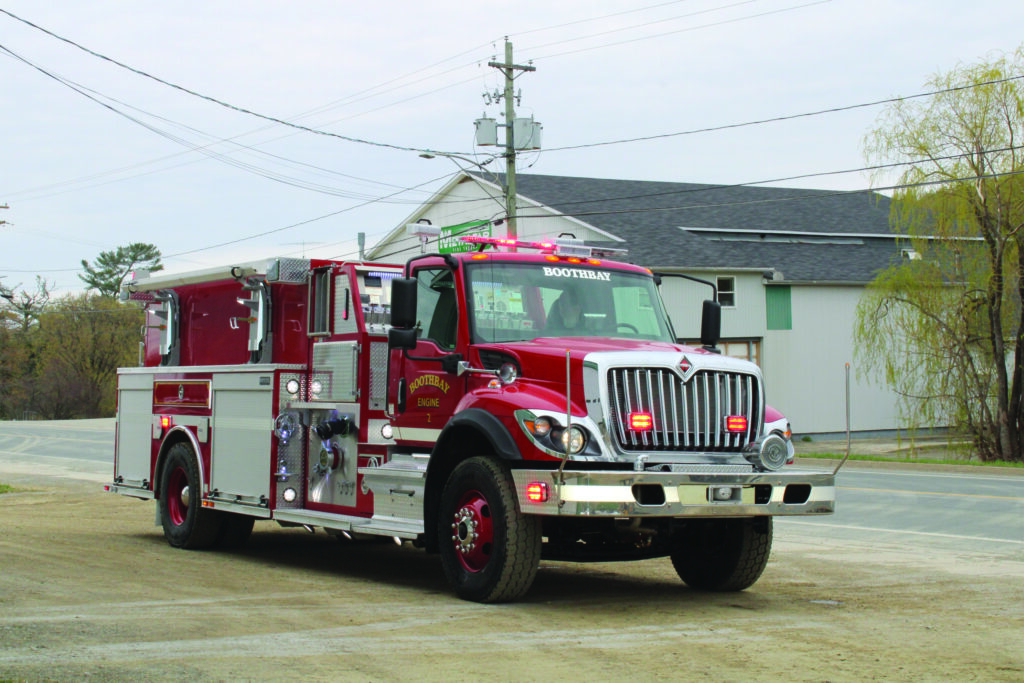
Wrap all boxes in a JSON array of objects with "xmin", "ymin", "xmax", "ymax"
[
  {"xmin": 217, "ymin": 513, "xmax": 255, "ymax": 549},
  {"xmin": 670, "ymin": 517, "xmax": 772, "ymax": 592},
  {"xmin": 159, "ymin": 442, "xmax": 224, "ymax": 549},
  {"xmin": 438, "ymin": 456, "xmax": 541, "ymax": 603}
]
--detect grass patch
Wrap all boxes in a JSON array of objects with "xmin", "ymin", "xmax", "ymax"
[
  {"xmin": 0, "ymin": 482, "xmax": 17, "ymax": 494},
  {"xmin": 797, "ymin": 453, "xmax": 1024, "ymax": 468}
]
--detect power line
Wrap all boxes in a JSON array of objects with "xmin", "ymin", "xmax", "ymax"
[
  {"xmin": 522, "ymin": 0, "xmax": 761, "ymax": 53},
  {"xmin": 5, "ymin": 142, "xmax": 1019, "ymax": 274},
  {"xmin": 512, "ymin": 168, "xmax": 1024, "ymax": 222},
  {"xmin": 528, "ymin": 0, "xmax": 831, "ymax": 61},
  {"xmin": 510, "ymin": 0, "xmax": 694, "ymax": 39},
  {"xmin": 0, "ymin": 8, "xmax": 466, "ymax": 157},
  {"xmin": 0, "ymin": 44, "xmax": 443, "ymax": 204},
  {"xmin": 157, "ymin": 170, "xmax": 459, "ymax": 262},
  {"xmin": 0, "ymin": 168, "xmax": 461, "ymax": 274},
  {"xmin": 355, "ymin": 155, "xmax": 1024, "ymax": 262},
  {"xmin": 542, "ymin": 74, "xmax": 1024, "ymax": 153},
  {"xmin": 476, "ymin": 144, "xmax": 1024, "ymax": 211}
]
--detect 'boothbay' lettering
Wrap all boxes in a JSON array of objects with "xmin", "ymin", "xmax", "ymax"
[
  {"xmin": 408, "ymin": 374, "xmax": 450, "ymax": 394},
  {"xmin": 542, "ymin": 267, "xmax": 611, "ymax": 281}
]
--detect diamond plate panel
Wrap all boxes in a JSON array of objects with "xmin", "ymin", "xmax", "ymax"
[
  {"xmin": 368, "ymin": 341, "xmax": 388, "ymax": 410},
  {"xmin": 311, "ymin": 341, "xmax": 358, "ymax": 402},
  {"xmin": 271, "ymin": 258, "xmax": 310, "ymax": 283},
  {"xmin": 275, "ymin": 425, "xmax": 306, "ymax": 509}
]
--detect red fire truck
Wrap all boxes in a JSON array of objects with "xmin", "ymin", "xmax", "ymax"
[{"xmin": 108, "ymin": 235, "xmax": 835, "ymax": 602}]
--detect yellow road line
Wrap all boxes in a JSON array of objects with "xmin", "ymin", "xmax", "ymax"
[{"xmin": 838, "ymin": 485, "xmax": 1022, "ymax": 502}]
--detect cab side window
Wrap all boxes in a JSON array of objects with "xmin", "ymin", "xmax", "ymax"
[{"xmin": 415, "ymin": 268, "xmax": 458, "ymax": 350}]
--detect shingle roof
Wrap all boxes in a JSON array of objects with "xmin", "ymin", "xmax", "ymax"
[{"xmin": 486, "ymin": 173, "xmax": 901, "ymax": 283}]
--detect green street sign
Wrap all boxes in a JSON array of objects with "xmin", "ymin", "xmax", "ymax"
[{"xmin": 438, "ymin": 220, "xmax": 492, "ymax": 254}]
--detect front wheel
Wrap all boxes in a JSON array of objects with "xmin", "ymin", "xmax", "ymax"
[
  {"xmin": 159, "ymin": 442, "xmax": 224, "ymax": 549},
  {"xmin": 670, "ymin": 517, "xmax": 772, "ymax": 591},
  {"xmin": 438, "ymin": 457, "xmax": 541, "ymax": 603}
]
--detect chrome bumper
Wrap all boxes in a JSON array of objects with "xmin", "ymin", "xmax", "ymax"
[{"xmin": 511, "ymin": 468, "xmax": 835, "ymax": 517}]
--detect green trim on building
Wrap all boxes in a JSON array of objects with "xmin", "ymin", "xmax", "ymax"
[{"xmin": 766, "ymin": 285, "xmax": 792, "ymax": 330}]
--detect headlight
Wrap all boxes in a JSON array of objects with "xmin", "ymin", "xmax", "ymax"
[
  {"xmin": 529, "ymin": 417, "xmax": 552, "ymax": 437},
  {"xmin": 516, "ymin": 410, "xmax": 597, "ymax": 457},
  {"xmin": 559, "ymin": 426, "xmax": 586, "ymax": 454}
]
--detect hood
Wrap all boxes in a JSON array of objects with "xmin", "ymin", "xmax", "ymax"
[{"xmin": 476, "ymin": 336, "xmax": 722, "ymax": 378}]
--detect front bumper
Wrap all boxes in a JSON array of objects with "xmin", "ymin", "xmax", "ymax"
[{"xmin": 511, "ymin": 467, "xmax": 834, "ymax": 517}]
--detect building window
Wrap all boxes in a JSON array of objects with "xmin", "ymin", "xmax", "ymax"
[
  {"xmin": 717, "ymin": 276, "xmax": 736, "ymax": 308},
  {"xmin": 765, "ymin": 285, "xmax": 792, "ymax": 331},
  {"xmin": 720, "ymin": 339, "xmax": 762, "ymax": 366}
]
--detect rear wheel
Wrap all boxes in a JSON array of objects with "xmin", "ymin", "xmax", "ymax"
[
  {"xmin": 438, "ymin": 457, "xmax": 541, "ymax": 603},
  {"xmin": 670, "ymin": 517, "xmax": 772, "ymax": 591},
  {"xmin": 159, "ymin": 442, "xmax": 224, "ymax": 549}
]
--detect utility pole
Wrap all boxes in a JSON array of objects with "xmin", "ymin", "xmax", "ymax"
[{"xmin": 487, "ymin": 39, "xmax": 535, "ymax": 239}]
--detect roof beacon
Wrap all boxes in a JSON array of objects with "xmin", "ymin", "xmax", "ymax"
[{"xmin": 460, "ymin": 235, "xmax": 627, "ymax": 259}]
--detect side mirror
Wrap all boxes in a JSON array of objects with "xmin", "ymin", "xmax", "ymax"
[
  {"xmin": 390, "ymin": 278, "xmax": 417, "ymax": 329},
  {"xmin": 700, "ymin": 299, "xmax": 721, "ymax": 351},
  {"xmin": 388, "ymin": 327, "xmax": 418, "ymax": 351}
]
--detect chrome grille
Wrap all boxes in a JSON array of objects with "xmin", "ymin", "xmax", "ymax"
[{"xmin": 608, "ymin": 368, "xmax": 762, "ymax": 452}]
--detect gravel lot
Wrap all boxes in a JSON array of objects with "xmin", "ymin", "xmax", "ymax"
[{"xmin": 1, "ymin": 471, "xmax": 1023, "ymax": 682}]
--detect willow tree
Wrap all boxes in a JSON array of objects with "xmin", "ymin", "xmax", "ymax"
[{"xmin": 856, "ymin": 47, "xmax": 1024, "ymax": 462}]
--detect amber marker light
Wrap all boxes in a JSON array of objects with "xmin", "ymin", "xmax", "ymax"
[
  {"xmin": 545, "ymin": 255, "xmax": 560, "ymax": 262},
  {"xmin": 471, "ymin": 254, "xmax": 489, "ymax": 260}
]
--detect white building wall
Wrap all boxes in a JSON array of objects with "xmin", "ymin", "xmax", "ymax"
[
  {"xmin": 369, "ymin": 176, "xmax": 616, "ymax": 262},
  {"xmin": 662, "ymin": 274, "xmax": 898, "ymax": 435},
  {"xmin": 658, "ymin": 271, "xmax": 767, "ymax": 339},
  {"xmin": 762, "ymin": 285, "xmax": 898, "ymax": 435}
]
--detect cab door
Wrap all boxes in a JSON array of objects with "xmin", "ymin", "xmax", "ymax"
[{"xmin": 390, "ymin": 266, "xmax": 466, "ymax": 444}]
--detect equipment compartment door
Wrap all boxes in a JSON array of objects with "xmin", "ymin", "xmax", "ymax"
[
  {"xmin": 115, "ymin": 372, "xmax": 154, "ymax": 487},
  {"xmin": 209, "ymin": 372, "xmax": 274, "ymax": 503}
]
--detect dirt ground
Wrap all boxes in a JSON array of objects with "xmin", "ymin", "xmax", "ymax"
[{"xmin": 1, "ymin": 476, "xmax": 1023, "ymax": 682}]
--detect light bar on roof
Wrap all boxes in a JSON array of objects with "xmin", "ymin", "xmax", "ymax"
[{"xmin": 460, "ymin": 235, "xmax": 628, "ymax": 259}]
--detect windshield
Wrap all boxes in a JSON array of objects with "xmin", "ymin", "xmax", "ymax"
[{"xmin": 465, "ymin": 261, "xmax": 676, "ymax": 343}]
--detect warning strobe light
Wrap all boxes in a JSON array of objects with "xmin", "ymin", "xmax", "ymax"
[
  {"xmin": 726, "ymin": 416, "xmax": 748, "ymax": 433},
  {"xmin": 526, "ymin": 482, "xmax": 549, "ymax": 503},
  {"xmin": 629, "ymin": 412, "xmax": 653, "ymax": 431}
]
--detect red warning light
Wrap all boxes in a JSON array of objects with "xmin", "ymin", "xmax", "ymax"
[
  {"xmin": 526, "ymin": 482, "xmax": 549, "ymax": 503},
  {"xmin": 629, "ymin": 412, "xmax": 653, "ymax": 431},
  {"xmin": 725, "ymin": 416, "xmax": 748, "ymax": 433}
]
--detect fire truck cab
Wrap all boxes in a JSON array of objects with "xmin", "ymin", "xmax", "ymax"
[{"xmin": 109, "ymin": 237, "xmax": 835, "ymax": 602}]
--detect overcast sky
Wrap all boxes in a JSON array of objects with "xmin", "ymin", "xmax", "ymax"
[{"xmin": 2, "ymin": 0, "xmax": 1022, "ymax": 293}]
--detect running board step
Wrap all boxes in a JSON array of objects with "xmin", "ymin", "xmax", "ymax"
[
  {"xmin": 358, "ymin": 454, "xmax": 427, "ymax": 530},
  {"xmin": 273, "ymin": 509, "xmax": 423, "ymax": 539}
]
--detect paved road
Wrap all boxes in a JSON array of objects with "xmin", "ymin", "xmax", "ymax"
[
  {"xmin": 783, "ymin": 467, "xmax": 1024, "ymax": 559},
  {"xmin": 0, "ymin": 418, "xmax": 113, "ymax": 484},
  {"xmin": 1, "ymin": 418, "xmax": 1020, "ymax": 557}
]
